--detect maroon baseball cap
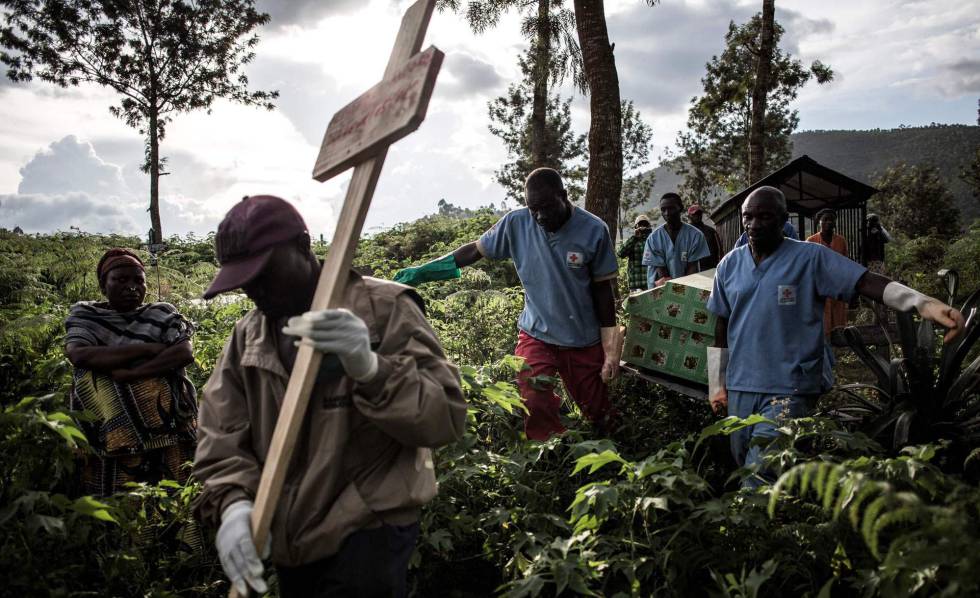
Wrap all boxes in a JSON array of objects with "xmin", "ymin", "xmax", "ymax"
[
  {"xmin": 687, "ymin": 204, "xmax": 703, "ymax": 216},
  {"xmin": 203, "ymin": 195, "xmax": 309, "ymax": 299}
]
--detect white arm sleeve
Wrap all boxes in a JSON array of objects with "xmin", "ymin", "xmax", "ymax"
[
  {"xmin": 707, "ymin": 347, "xmax": 728, "ymax": 399},
  {"xmin": 882, "ymin": 282, "xmax": 930, "ymax": 313}
]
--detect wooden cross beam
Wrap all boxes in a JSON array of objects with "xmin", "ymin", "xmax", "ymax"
[{"xmin": 229, "ymin": 2, "xmax": 442, "ymax": 596}]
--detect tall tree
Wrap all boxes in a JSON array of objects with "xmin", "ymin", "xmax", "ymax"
[
  {"xmin": 618, "ymin": 100, "xmax": 654, "ymax": 239},
  {"xmin": 488, "ymin": 50, "xmax": 587, "ymax": 204},
  {"xmin": 573, "ymin": 0, "xmax": 621, "ymax": 235},
  {"xmin": 441, "ymin": 0, "xmax": 582, "ymax": 167},
  {"xmin": 530, "ymin": 0, "xmax": 550, "ymax": 165},
  {"xmin": 871, "ymin": 162, "xmax": 961, "ymax": 240},
  {"xmin": 747, "ymin": 0, "xmax": 775, "ymax": 183},
  {"xmin": 0, "ymin": 0, "xmax": 278, "ymax": 243},
  {"xmin": 487, "ymin": 56, "xmax": 652, "ymax": 227},
  {"xmin": 666, "ymin": 129, "xmax": 721, "ymax": 208},
  {"xmin": 675, "ymin": 12, "xmax": 833, "ymax": 194}
]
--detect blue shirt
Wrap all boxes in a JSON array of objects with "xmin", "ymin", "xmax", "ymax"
[
  {"xmin": 735, "ymin": 221, "xmax": 798, "ymax": 247},
  {"xmin": 706, "ymin": 239, "xmax": 866, "ymax": 395},
  {"xmin": 478, "ymin": 206, "xmax": 619, "ymax": 347},
  {"xmin": 642, "ymin": 223, "xmax": 710, "ymax": 287}
]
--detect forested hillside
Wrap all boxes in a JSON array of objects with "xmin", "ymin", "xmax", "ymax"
[{"xmin": 644, "ymin": 125, "xmax": 980, "ymax": 220}]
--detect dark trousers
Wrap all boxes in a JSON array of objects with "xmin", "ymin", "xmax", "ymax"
[{"xmin": 276, "ymin": 522, "xmax": 419, "ymax": 598}]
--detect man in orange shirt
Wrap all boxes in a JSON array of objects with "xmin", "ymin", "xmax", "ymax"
[{"xmin": 806, "ymin": 208, "xmax": 849, "ymax": 335}]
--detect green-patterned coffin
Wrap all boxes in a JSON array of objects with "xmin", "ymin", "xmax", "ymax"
[{"xmin": 622, "ymin": 269, "xmax": 717, "ymax": 384}]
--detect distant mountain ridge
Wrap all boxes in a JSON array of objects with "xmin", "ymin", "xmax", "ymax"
[{"xmin": 641, "ymin": 124, "xmax": 980, "ymax": 222}]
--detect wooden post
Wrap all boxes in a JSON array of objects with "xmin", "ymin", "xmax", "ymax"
[{"xmin": 227, "ymin": 2, "xmax": 442, "ymax": 596}]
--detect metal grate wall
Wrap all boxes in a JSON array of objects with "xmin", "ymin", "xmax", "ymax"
[{"xmin": 715, "ymin": 205, "xmax": 868, "ymax": 265}]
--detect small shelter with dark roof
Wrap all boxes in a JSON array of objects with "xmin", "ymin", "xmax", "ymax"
[{"xmin": 709, "ymin": 155, "xmax": 879, "ymax": 264}]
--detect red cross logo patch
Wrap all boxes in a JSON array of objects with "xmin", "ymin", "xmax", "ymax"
[
  {"xmin": 566, "ymin": 251, "xmax": 584, "ymax": 268},
  {"xmin": 778, "ymin": 285, "xmax": 797, "ymax": 305}
]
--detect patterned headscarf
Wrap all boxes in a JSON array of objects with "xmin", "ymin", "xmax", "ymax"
[{"xmin": 97, "ymin": 248, "xmax": 145, "ymax": 284}]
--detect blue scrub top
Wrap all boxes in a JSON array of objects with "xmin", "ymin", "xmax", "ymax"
[
  {"xmin": 707, "ymin": 239, "xmax": 867, "ymax": 395},
  {"xmin": 735, "ymin": 221, "xmax": 798, "ymax": 247},
  {"xmin": 478, "ymin": 206, "xmax": 619, "ymax": 347},
  {"xmin": 642, "ymin": 223, "xmax": 710, "ymax": 287}
]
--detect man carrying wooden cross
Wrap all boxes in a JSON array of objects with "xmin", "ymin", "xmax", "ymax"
[
  {"xmin": 706, "ymin": 186, "xmax": 965, "ymax": 488},
  {"xmin": 395, "ymin": 168, "xmax": 622, "ymax": 440},
  {"xmin": 193, "ymin": 195, "xmax": 466, "ymax": 596}
]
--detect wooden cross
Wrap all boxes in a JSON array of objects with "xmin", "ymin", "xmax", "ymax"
[{"xmin": 228, "ymin": 2, "xmax": 442, "ymax": 595}]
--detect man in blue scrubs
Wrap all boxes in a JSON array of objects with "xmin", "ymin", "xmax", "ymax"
[
  {"xmin": 706, "ymin": 186, "xmax": 965, "ymax": 487},
  {"xmin": 642, "ymin": 193, "xmax": 710, "ymax": 288},
  {"xmin": 394, "ymin": 168, "xmax": 622, "ymax": 440}
]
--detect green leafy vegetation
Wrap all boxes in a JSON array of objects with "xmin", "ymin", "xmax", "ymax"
[
  {"xmin": 1, "ymin": 214, "xmax": 978, "ymax": 596},
  {"xmin": 871, "ymin": 163, "xmax": 961, "ymax": 240},
  {"xmin": 838, "ymin": 297, "xmax": 980, "ymax": 454}
]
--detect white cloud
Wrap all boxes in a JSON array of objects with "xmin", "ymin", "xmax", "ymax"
[
  {"xmin": 785, "ymin": 0, "xmax": 980, "ymax": 128},
  {"xmin": 941, "ymin": 59, "xmax": 980, "ymax": 96},
  {"xmin": 0, "ymin": 134, "xmax": 250, "ymax": 237},
  {"xmin": 0, "ymin": 192, "xmax": 141, "ymax": 233},
  {"xmin": 0, "ymin": 135, "xmax": 142, "ymax": 234},
  {"xmin": 1, "ymin": 0, "xmax": 977, "ymax": 237},
  {"xmin": 440, "ymin": 52, "xmax": 505, "ymax": 98},
  {"xmin": 18, "ymin": 135, "xmax": 129, "ymax": 196},
  {"xmin": 0, "ymin": 84, "xmax": 133, "ymax": 192},
  {"xmin": 256, "ymin": 0, "xmax": 363, "ymax": 29}
]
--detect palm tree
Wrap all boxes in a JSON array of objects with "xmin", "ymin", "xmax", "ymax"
[{"xmin": 442, "ymin": 1, "xmax": 582, "ymax": 167}]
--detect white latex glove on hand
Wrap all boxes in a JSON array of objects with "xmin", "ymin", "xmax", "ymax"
[
  {"xmin": 600, "ymin": 326, "xmax": 623, "ymax": 383},
  {"xmin": 281, "ymin": 308, "xmax": 379, "ymax": 382},
  {"xmin": 706, "ymin": 347, "xmax": 729, "ymax": 416},
  {"xmin": 915, "ymin": 299, "xmax": 965, "ymax": 344},
  {"xmin": 217, "ymin": 500, "xmax": 268, "ymax": 596},
  {"xmin": 882, "ymin": 282, "xmax": 966, "ymax": 343}
]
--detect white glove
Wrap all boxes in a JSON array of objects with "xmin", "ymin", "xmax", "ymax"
[
  {"xmin": 282, "ymin": 308, "xmax": 379, "ymax": 382},
  {"xmin": 706, "ymin": 347, "xmax": 729, "ymax": 416},
  {"xmin": 216, "ymin": 500, "xmax": 268, "ymax": 596}
]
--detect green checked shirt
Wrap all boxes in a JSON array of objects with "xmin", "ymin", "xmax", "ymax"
[{"xmin": 618, "ymin": 230, "xmax": 651, "ymax": 290}]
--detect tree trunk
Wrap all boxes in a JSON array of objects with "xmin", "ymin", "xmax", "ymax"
[
  {"xmin": 530, "ymin": 0, "xmax": 550, "ymax": 167},
  {"xmin": 748, "ymin": 0, "xmax": 775, "ymax": 184},
  {"xmin": 148, "ymin": 108, "xmax": 162, "ymax": 244},
  {"xmin": 573, "ymin": 0, "xmax": 621, "ymax": 236}
]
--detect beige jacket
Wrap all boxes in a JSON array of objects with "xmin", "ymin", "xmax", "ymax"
[{"xmin": 193, "ymin": 273, "xmax": 466, "ymax": 566}]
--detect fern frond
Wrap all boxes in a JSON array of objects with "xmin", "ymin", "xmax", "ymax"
[
  {"xmin": 823, "ymin": 465, "xmax": 843, "ymax": 511},
  {"xmin": 800, "ymin": 461, "xmax": 816, "ymax": 498},
  {"xmin": 832, "ymin": 475, "xmax": 858, "ymax": 521},
  {"xmin": 861, "ymin": 495, "xmax": 891, "ymax": 558},
  {"xmin": 814, "ymin": 461, "xmax": 831, "ymax": 504},
  {"xmin": 848, "ymin": 482, "xmax": 883, "ymax": 530},
  {"xmin": 771, "ymin": 462, "xmax": 851, "ymax": 519},
  {"xmin": 869, "ymin": 504, "xmax": 921, "ymax": 560}
]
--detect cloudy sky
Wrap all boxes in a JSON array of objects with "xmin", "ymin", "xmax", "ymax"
[{"xmin": 0, "ymin": 0, "xmax": 977, "ymax": 239}]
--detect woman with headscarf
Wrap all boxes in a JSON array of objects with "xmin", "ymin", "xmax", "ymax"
[{"xmin": 64, "ymin": 248, "xmax": 197, "ymax": 496}]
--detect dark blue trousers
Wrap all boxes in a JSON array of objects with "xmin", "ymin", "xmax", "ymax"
[
  {"xmin": 276, "ymin": 522, "xmax": 419, "ymax": 598},
  {"xmin": 729, "ymin": 391, "xmax": 816, "ymax": 488}
]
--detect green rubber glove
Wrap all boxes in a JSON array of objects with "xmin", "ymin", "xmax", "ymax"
[{"xmin": 393, "ymin": 254, "xmax": 461, "ymax": 287}]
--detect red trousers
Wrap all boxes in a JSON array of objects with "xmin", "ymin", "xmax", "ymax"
[{"xmin": 514, "ymin": 330, "xmax": 617, "ymax": 440}]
